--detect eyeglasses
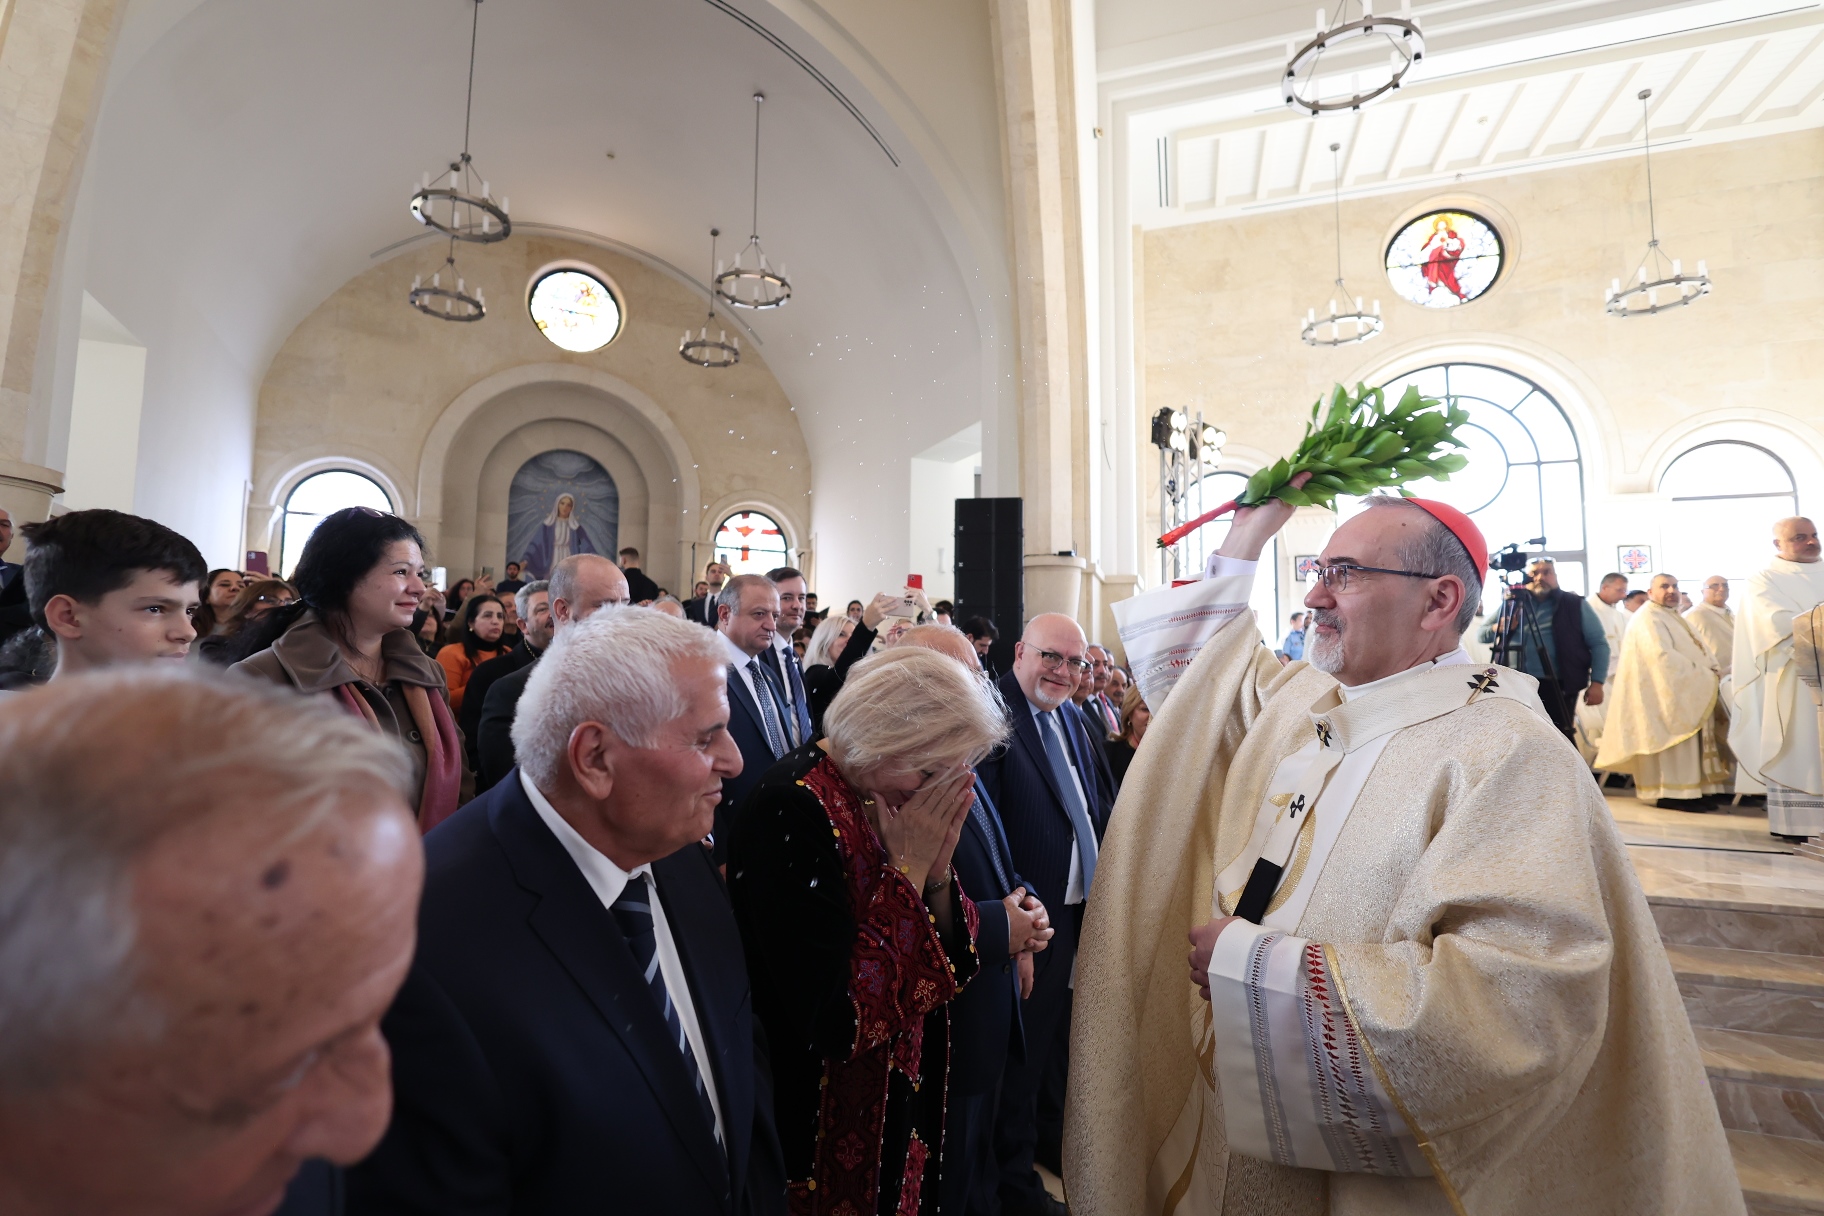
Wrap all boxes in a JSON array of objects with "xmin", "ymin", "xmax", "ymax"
[
  {"xmin": 1029, "ymin": 646, "xmax": 1091, "ymax": 674},
  {"xmin": 1316, "ymin": 562, "xmax": 1443, "ymax": 592}
]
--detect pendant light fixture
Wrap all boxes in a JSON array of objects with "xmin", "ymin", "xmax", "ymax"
[
  {"xmin": 1605, "ymin": 88, "xmax": 1710, "ymax": 317},
  {"xmin": 409, "ymin": 0, "xmax": 509, "ymax": 244},
  {"xmin": 409, "ymin": 249, "xmax": 485, "ymax": 321},
  {"xmin": 714, "ymin": 93, "xmax": 792, "ymax": 310},
  {"xmin": 682, "ymin": 229, "xmax": 741, "ymax": 367},
  {"xmin": 1284, "ymin": 2, "xmax": 1424, "ymax": 116},
  {"xmin": 1301, "ymin": 143, "xmax": 1381, "ymax": 346}
]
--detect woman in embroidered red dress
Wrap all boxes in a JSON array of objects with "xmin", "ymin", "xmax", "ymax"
[{"xmin": 728, "ymin": 648, "xmax": 1010, "ymax": 1216}]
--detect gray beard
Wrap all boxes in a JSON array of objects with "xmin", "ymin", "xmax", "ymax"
[{"xmin": 1307, "ymin": 628, "xmax": 1345, "ymax": 674}]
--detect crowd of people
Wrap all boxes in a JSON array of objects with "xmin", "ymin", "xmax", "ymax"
[
  {"xmin": 0, "ymin": 503, "xmax": 1157, "ymax": 1216},
  {"xmin": 0, "ymin": 497, "xmax": 1796, "ymax": 1215}
]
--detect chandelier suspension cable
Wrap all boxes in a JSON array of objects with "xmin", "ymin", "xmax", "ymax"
[
  {"xmin": 461, "ymin": 0, "xmax": 480, "ymax": 163},
  {"xmin": 750, "ymin": 92, "xmax": 763, "ymax": 244}
]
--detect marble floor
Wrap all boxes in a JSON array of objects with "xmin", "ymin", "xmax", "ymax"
[{"xmin": 1611, "ymin": 794, "xmax": 1824, "ymax": 915}]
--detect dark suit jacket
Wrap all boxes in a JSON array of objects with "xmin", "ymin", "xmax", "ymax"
[
  {"xmin": 800, "ymin": 621, "xmax": 877, "ymax": 737},
  {"xmin": 274, "ymin": 1160, "xmax": 342, "ymax": 1216},
  {"xmin": 685, "ymin": 595, "xmax": 713, "ymax": 626},
  {"xmin": 458, "ymin": 640, "xmax": 539, "ymax": 763},
  {"xmin": 346, "ymin": 773, "xmax": 785, "ymax": 1216},
  {"xmin": 949, "ymin": 777, "xmax": 1027, "ymax": 1096},
  {"xmin": 624, "ymin": 568, "xmax": 662, "ymax": 603},
  {"xmin": 758, "ymin": 643, "xmax": 812, "ymax": 747},
  {"xmin": 475, "ymin": 663, "xmax": 534, "ymax": 793},
  {"xmin": 974, "ymin": 672, "xmax": 1114, "ymax": 915},
  {"xmin": 717, "ymin": 663, "xmax": 785, "ymax": 862}
]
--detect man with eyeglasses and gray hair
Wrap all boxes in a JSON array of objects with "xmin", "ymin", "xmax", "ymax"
[
  {"xmin": 976, "ymin": 611, "xmax": 1115, "ymax": 1216},
  {"xmin": 1065, "ymin": 483, "xmax": 1736, "ymax": 1216}
]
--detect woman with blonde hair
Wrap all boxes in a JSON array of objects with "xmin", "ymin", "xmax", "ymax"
[{"xmin": 727, "ymin": 648, "xmax": 1010, "ymax": 1216}]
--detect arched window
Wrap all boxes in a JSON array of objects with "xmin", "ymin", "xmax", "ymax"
[
  {"xmin": 1183, "ymin": 469, "xmax": 1283, "ymax": 646},
  {"xmin": 714, "ymin": 511, "xmax": 789, "ymax": 577},
  {"xmin": 278, "ymin": 470, "xmax": 393, "ymax": 577},
  {"xmin": 1661, "ymin": 441, "xmax": 1798, "ymax": 597},
  {"xmin": 1342, "ymin": 364, "xmax": 1587, "ymax": 609}
]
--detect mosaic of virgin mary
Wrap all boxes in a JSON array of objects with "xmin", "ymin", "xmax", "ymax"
[
  {"xmin": 505, "ymin": 450, "xmax": 619, "ymax": 580},
  {"xmin": 522, "ymin": 493, "xmax": 596, "ymax": 579}
]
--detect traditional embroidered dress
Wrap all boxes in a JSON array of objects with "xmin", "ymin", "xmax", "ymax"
[
  {"xmin": 1731, "ymin": 557, "xmax": 1824, "ymax": 833},
  {"xmin": 1596, "ymin": 600, "xmax": 1732, "ymax": 802},
  {"xmin": 727, "ymin": 745, "xmax": 980, "ymax": 1216},
  {"xmin": 1067, "ymin": 558, "xmax": 1739, "ymax": 1216}
]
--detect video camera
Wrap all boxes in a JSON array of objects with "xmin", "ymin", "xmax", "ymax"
[{"xmin": 1489, "ymin": 538, "xmax": 1548, "ymax": 579}]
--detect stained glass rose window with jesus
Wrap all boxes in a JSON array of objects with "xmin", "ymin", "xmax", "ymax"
[{"xmin": 1384, "ymin": 211, "xmax": 1503, "ymax": 308}]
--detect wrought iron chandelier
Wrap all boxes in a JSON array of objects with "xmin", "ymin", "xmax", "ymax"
[
  {"xmin": 410, "ymin": 251, "xmax": 485, "ymax": 322},
  {"xmin": 714, "ymin": 93, "xmax": 792, "ymax": 310},
  {"xmin": 409, "ymin": 0, "xmax": 509, "ymax": 244},
  {"xmin": 1302, "ymin": 143, "xmax": 1382, "ymax": 347},
  {"xmin": 1284, "ymin": 1, "xmax": 1424, "ymax": 116},
  {"xmin": 682, "ymin": 229, "xmax": 741, "ymax": 368},
  {"xmin": 1606, "ymin": 88, "xmax": 1710, "ymax": 318}
]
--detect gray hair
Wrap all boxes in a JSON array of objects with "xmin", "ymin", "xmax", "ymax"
[
  {"xmin": 1361, "ymin": 496, "xmax": 1484, "ymax": 633},
  {"xmin": 825, "ymin": 648, "xmax": 1010, "ymax": 783},
  {"xmin": 515, "ymin": 579, "xmax": 550, "ymax": 621},
  {"xmin": 513, "ymin": 607, "xmax": 728, "ymax": 787},
  {"xmin": 714, "ymin": 573, "xmax": 776, "ymax": 624},
  {"xmin": 803, "ymin": 614, "xmax": 853, "ymax": 668},
  {"xmin": 0, "ymin": 668, "xmax": 413, "ymax": 1093}
]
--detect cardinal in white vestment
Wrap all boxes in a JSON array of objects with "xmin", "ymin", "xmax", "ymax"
[
  {"xmin": 1730, "ymin": 516, "xmax": 1824, "ymax": 839},
  {"xmin": 1595, "ymin": 574, "xmax": 1732, "ymax": 808},
  {"xmin": 1576, "ymin": 572, "xmax": 1631, "ymax": 764},
  {"xmin": 1067, "ymin": 486, "xmax": 1738, "ymax": 1216},
  {"xmin": 1685, "ymin": 575, "xmax": 1735, "ymax": 677}
]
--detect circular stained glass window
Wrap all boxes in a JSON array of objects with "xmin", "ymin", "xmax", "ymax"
[
  {"xmin": 528, "ymin": 268, "xmax": 622, "ymax": 352},
  {"xmin": 1384, "ymin": 211, "xmax": 1503, "ymax": 309}
]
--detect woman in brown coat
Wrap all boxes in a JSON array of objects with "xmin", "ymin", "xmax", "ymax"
[{"xmin": 231, "ymin": 507, "xmax": 462, "ymax": 831}]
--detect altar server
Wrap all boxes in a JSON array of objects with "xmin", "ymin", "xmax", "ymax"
[
  {"xmin": 1065, "ymin": 485, "xmax": 1736, "ymax": 1216},
  {"xmin": 1731, "ymin": 516, "xmax": 1824, "ymax": 839},
  {"xmin": 1596, "ymin": 574, "xmax": 1731, "ymax": 808}
]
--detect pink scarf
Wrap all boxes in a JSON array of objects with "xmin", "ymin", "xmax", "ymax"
[{"xmin": 333, "ymin": 683, "xmax": 462, "ymax": 833}]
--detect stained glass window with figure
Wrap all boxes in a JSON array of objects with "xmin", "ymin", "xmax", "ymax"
[{"xmin": 715, "ymin": 511, "xmax": 788, "ymax": 577}]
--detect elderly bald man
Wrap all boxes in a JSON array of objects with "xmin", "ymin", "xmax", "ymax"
[
  {"xmin": 976, "ymin": 611, "xmax": 1115, "ymax": 1216},
  {"xmin": 0, "ymin": 669, "xmax": 422, "ymax": 1216}
]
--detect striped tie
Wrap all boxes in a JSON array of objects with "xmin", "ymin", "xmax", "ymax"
[
  {"xmin": 610, "ymin": 874, "xmax": 723, "ymax": 1150},
  {"xmin": 747, "ymin": 659, "xmax": 788, "ymax": 758}
]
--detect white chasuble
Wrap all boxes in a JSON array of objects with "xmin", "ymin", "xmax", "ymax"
[
  {"xmin": 1731, "ymin": 559, "xmax": 1824, "ymax": 819},
  {"xmin": 1068, "ymin": 561, "xmax": 1742, "ymax": 1216},
  {"xmin": 1594, "ymin": 601, "xmax": 1729, "ymax": 791}
]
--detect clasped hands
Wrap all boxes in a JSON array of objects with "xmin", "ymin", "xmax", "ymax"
[{"xmin": 1004, "ymin": 885, "xmax": 1054, "ymax": 999}]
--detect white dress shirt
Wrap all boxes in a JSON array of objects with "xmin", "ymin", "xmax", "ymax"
[{"xmin": 520, "ymin": 771, "xmax": 727, "ymax": 1143}]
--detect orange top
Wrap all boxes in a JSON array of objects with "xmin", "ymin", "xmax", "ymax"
[{"xmin": 435, "ymin": 642, "xmax": 504, "ymax": 713}]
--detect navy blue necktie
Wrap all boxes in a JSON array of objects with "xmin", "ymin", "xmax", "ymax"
[
  {"xmin": 610, "ymin": 874, "xmax": 723, "ymax": 1151},
  {"xmin": 1039, "ymin": 710, "xmax": 1099, "ymax": 896},
  {"xmin": 971, "ymin": 781, "xmax": 1012, "ymax": 890}
]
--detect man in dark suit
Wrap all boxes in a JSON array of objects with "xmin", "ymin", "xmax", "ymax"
[
  {"xmin": 713, "ymin": 574, "xmax": 788, "ymax": 861},
  {"xmin": 684, "ymin": 561, "xmax": 729, "ymax": 626},
  {"xmin": 619, "ymin": 546, "xmax": 663, "ymax": 604},
  {"xmin": 347, "ymin": 608, "xmax": 785, "ymax": 1216},
  {"xmin": 976, "ymin": 613, "xmax": 1114, "ymax": 1216},
  {"xmin": 476, "ymin": 555, "xmax": 628, "ymax": 792},
  {"xmin": 892, "ymin": 624, "xmax": 1056, "ymax": 1215},
  {"xmin": 458, "ymin": 580, "xmax": 550, "ymax": 763},
  {"xmin": 761, "ymin": 566, "xmax": 814, "ymax": 745}
]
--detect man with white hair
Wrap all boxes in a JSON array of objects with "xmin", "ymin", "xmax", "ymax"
[
  {"xmin": 348, "ymin": 608, "xmax": 785, "ymax": 1215},
  {"xmin": 475, "ymin": 553, "xmax": 629, "ymax": 791},
  {"xmin": 1068, "ymin": 487, "xmax": 1735, "ymax": 1216},
  {"xmin": 1731, "ymin": 516, "xmax": 1824, "ymax": 839},
  {"xmin": 0, "ymin": 669, "xmax": 423, "ymax": 1216}
]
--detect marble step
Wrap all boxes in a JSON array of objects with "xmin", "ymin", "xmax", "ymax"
[
  {"xmin": 1733, "ymin": 1130, "xmax": 1824, "ymax": 1214},
  {"xmin": 1702, "ymin": 1026, "xmax": 1824, "ymax": 1142},
  {"xmin": 1653, "ymin": 900, "xmax": 1824, "ymax": 958},
  {"xmin": 1669, "ymin": 943, "xmax": 1824, "ymax": 1040}
]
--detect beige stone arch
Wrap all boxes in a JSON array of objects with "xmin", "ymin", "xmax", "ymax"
[
  {"xmin": 697, "ymin": 490, "xmax": 810, "ymax": 586},
  {"xmin": 250, "ymin": 450, "xmax": 412, "ymax": 558},
  {"xmin": 416, "ymin": 364, "xmax": 700, "ymax": 594}
]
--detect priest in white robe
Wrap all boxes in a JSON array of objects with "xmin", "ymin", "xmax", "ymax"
[
  {"xmin": 1595, "ymin": 574, "xmax": 1731, "ymax": 809},
  {"xmin": 1577, "ymin": 571, "xmax": 1631, "ymax": 764},
  {"xmin": 1685, "ymin": 575, "xmax": 1735, "ymax": 676},
  {"xmin": 1067, "ymin": 486, "xmax": 1737, "ymax": 1216},
  {"xmin": 1730, "ymin": 516, "xmax": 1824, "ymax": 840}
]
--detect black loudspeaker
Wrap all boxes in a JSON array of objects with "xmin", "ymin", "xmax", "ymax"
[{"xmin": 954, "ymin": 497, "xmax": 1022, "ymax": 676}]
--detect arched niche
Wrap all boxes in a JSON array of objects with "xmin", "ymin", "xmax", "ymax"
[{"xmin": 428, "ymin": 374, "xmax": 690, "ymax": 593}]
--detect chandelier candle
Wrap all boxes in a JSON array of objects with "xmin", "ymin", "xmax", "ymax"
[{"xmin": 1156, "ymin": 382, "xmax": 1469, "ymax": 549}]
